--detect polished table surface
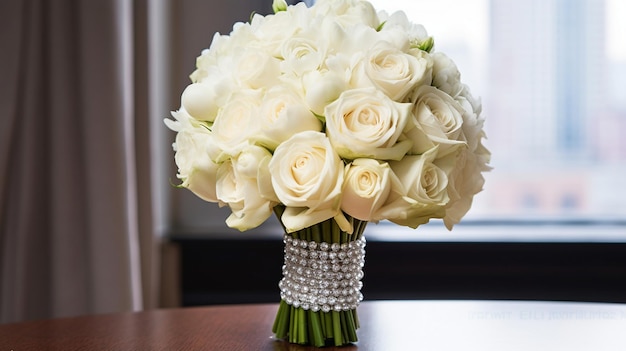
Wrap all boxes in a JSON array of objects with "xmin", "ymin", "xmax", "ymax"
[{"xmin": 2, "ymin": 300, "xmax": 626, "ymax": 350}]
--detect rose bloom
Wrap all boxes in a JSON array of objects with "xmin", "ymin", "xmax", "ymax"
[
  {"xmin": 269, "ymin": 131, "xmax": 350, "ymax": 233},
  {"xmin": 377, "ymin": 10, "xmax": 430, "ymax": 48},
  {"xmin": 256, "ymin": 85, "xmax": 323, "ymax": 151},
  {"xmin": 208, "ymin": 89, "xmax": 262, "ymax": 162},
  {"xmin": 280, "ymin": 31, "xmax": 327, "ymax": 77},
  {"xmin": 311, "ymin": 0, "xmax": 379, "ymax": 29},
  {"xmin": 405, "ymin": 85, "xmax": 468, "ymax": 158},
  {"xmin": 431, "ymin": 52, "xmax": 464, "ymax": 98},
  {"xmin": 341, "ymin": 158, "xmax": 403, "ymax": 221},
  {"xmin": 232, "ymin": 46, "xmax": 281, "ymax": 90},
  {"xmin": 189, "ymin": 35, "xmax": 221, "ymax": 83},
  {"xmin": 180, "ymin": 75, "xmax": 233, "ymax": 122},
  {"xmin": 302, "ymin": 69, "xmax": 348, "ymax": 116},
  {"xmin": 325, "ymin": 87, "xmax": 413, "ymax": 161},
  {"xmin": 384, "ymin": 146, "xmax": 454, "ymax": 228},
  {"xmin": 249, "ymin": 1, "xmax": 311, "ymax": 57},
  {"xmin": 443, "ymin": 106, "xmax": 491, "ymax": 229},
  {"xmin": 216, "ymin": 144, "xmax": 278, "ymax": 231},
  {"xmin": 351, "ymin": 42, "xmax": 432, "ymax": 102},
  {"xmin": 165, "ymin": 109, "xmax": 219, "ymax": 203}
]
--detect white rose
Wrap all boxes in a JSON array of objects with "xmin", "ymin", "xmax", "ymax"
[
  {"xmin": 312, "ymin": 0, "xmax": 379, "ymax": 29},
  {"xmin": 278, "ymin": 14, "xmax": 374, "ymax": 78},
  {"xmin": 374, "ymin": 26, "xmax": 411, "ymax": 53},
  {"xmin": 455, "ymin": 84, "xmax": 488, "ymax": 159},
  {"xmin": 250, "ymin": 3, "xmax": 310, "ymax": 57},
  {"xmin": 180, "ymin": 76, "xmax": 233, "ymax": 122},
  {"xmin": 385, "ymin": 147, "xmax": 452, "ymax": 228},
  {"xmin": 209, "ymin": 90, "xmax": 262, "ymax": 162},
  {"xmin": 303, "ymin": 70, "xmax": 348, "ymax": 116},
  {"xmin": 442, "ymin": 146, "xmax": 489, "ymax": 229},
  {"xmin": 457, "ymin": 84, "xmax": 482, "ymax": 117},
  {"xmin": 208, "ymin": 29, "xmax": 240, "ymax": 57},
  {"xmin": 190, "ymin": 34, "xmax": 225, "ymax": 83},
  {"xmin": 216, "ymin": 145, "xmax": 277, "ymax": 231},
  {"xmin": 165, "ymin": 109, "xmax": 219, "ymax": 203},
  {"xmin": 340, "ymin": 0, "xmax": 379, "ymax": 28},
  {"xmin": 269, "ymin": 131, "xmax": 350, "ymax": 233},
  {"xmin": 311, "ymin": 0, "xmax": 351, "ymax": 16},
  {"xmin": 351, "ymin": 42, "xmax": 433, "ymax": 102},
  {"xmin": 341, "ymin": 158, "xmax": 402, "ymax": 221},
  {"xmin": 280, "ymin": 26, "xmax": 327, "ymax": 77},
  {"xmin": 377, "ymin": 10, "xmax": 430, "ymax": 50},
  {"xmin": 325, "ymin": 87, "xmax": 413, "ymax": 160},
  {"xmin": 320, "ymin": 18, "xmax": 380, "ymax": 59},
  {"xmin": 191, "ymin": 24, "xmax": 256, "ymax": 82},
  {"xmin": 228, "ymin": 21, "xmax": 258, "ymax": 51},
  {"xmin": 233, "ymin": 47, "xmax": 280, "ymax": 89},
  {"xmin": 406, "ymin": 85, "xmax": 467, "ymax": 156},
  {"xmin": 431, "ymin": 52, "xmax": 463, "ymax": 97},
  {"xmin": 443, "ymin": 110, "xmax": 491, "ymax": 229},
  {"xmin": 256, "ymin": 85, "xmax": 322, "ymax": 151},
  {"xmin": 408, "ymin": 48, "xmax": 434, "ymax": 85},
  {"xmin": 189, "ymin": 50, "xmax": 211, "ymax": 83}
]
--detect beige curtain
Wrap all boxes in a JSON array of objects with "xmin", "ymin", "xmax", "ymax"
[{"xmin": 0, "ymin": 0, "xmax": 159, "ymax": 323}]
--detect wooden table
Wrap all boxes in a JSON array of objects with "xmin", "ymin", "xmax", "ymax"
[{"xmin": 2, "ymin": 300, "xmax": 626, "ymax": 350}]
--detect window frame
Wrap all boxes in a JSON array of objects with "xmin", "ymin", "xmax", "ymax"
[{"xmin": 159, "ymin": 0, "xmax": 626, "ymax": 307}]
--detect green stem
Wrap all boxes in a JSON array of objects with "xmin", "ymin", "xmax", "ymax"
[
  {"xmin": 322, "ymin": 219, "xmax": 331, "ymax": 243},
  {"xmin": 346, "ymin": 309, "xmax": 358, "ymax": 341},
  {"xmin": 289, "ymin": 305, "xmax": 297, "ymax": 344},
  {"xmin": 319, "ymin": 309, "xmax": 326, "ymax": 338},
  {"xmin": 324, "ymin": 312, "xmax": 333, "ymax": 338},
  {"xmin": 309, "ymin": 310, "xmax": 324, "ymax": 347},
  {"xmin": 272, "ymin": 300, "xmax": 290, "ymax": 338},
  {"xmin": 298, "ymin": 307, "xmax": 307, "ymax": 344},
  {"xmin": 352, "ymin": 308, "xmax": 360, "ymax": 329},
  {"xmin": 332, "ymin": 311, "xmax": 343, "ymax": 346},
  {"xmin": 312, "ymin": 224, "xmax": 322, "ymax": 243},
  {"xmin": 332, "ymin": 220, "xmax": 340, "ymax": 244},
  {"xmin": 274, "ymin": 214, "xmax": 364, "ymax": 346},
  {"xmin": 340, "ymin": 311, "xmax": 349, "ymax": 342}
]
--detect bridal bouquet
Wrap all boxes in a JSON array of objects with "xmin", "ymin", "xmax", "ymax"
[{"xmin": 166, "ymin": 0, "xmax": 490, "ymax": 346}]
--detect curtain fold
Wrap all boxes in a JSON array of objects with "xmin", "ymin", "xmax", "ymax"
[{"xmin": 0, "ymin": 0, "xmax": 157, "ymax": 323}]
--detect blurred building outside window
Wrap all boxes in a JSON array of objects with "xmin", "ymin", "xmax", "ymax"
[{"xmin": 362, "ymin": 0, "xmax": 626, "ymax": 241}]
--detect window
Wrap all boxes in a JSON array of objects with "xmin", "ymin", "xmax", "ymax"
[
  {"xmin": 162, "ymin": 0, "xmax": 626, "ymax": 306},
  {"xmin": 361, "ymin": 0, "xmax": 626, "ymax": 242},
  {"xmin": 164, "ymin": 0, "xmax": 626, "ymax": 243}
]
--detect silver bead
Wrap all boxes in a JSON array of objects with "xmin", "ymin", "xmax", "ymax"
[{"xmin": 279, "ymin": 234, "xmax": 366, "ymax": 311}]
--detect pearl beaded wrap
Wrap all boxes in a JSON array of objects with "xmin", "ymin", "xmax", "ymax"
[{"xmin": 279, "ymin": 235, "xmax": 366, "ymax": 312}]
